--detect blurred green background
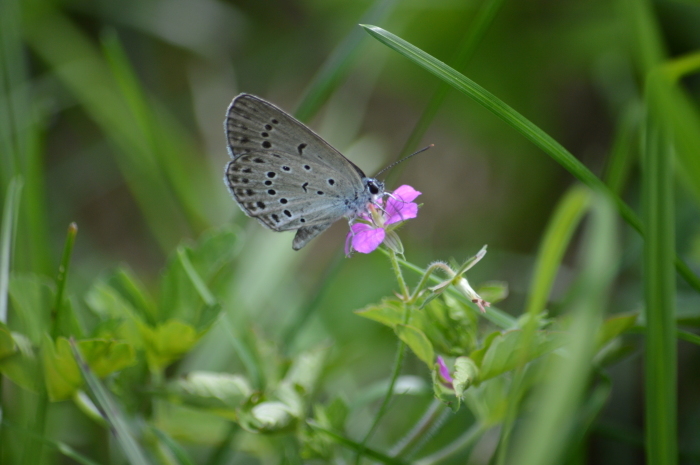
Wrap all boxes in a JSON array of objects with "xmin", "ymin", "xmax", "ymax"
[{"xmin": 2, "ymin": 0, "xmax": 700, "ymax": 463}]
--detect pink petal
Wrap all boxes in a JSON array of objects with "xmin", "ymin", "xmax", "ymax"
[
  {"xmin": 385, "ymin": 185, "xmax": 421, "ymax": 225},
  {"xmin": 393, "ymin": 185, "xmax": 421, "ymax": 203},
  {"xmin": 437, "ymin": 356, "xmax": 453, "ymax": 383},
  {"xmin": 351, "ymin": 224, "xmax": 385, "ymax": 254},
  {"xmin": 385, "ymin": 201, "xmax": 418, "ymax": 225}
]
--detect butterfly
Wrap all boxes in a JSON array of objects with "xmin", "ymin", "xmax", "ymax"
[{"xmin": 224, "ymin": 93, "xmax": 385, "ymax": 250}]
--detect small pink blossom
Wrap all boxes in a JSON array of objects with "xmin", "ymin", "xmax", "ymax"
[
  {"xmin": 345, "ymin": 185, "xmax": 421, "ymax": 255},
  {"xmin": 436, "ymin": 356, "xmax": 453, "ymax": 388}
]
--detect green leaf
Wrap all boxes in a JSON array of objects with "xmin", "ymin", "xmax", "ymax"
[
  {"xmin": 477, "ymin": 330, "xmax": 566, "ymax": 381},
  {"xmin": 395, "ymin": 324, "xmax": 434, "ymax": 366},
  {"xmin": 85, "ymin": 279, "xmax": 140, "ymax": 320},
  {"xmin": 159, "ymin": 229, "xmax": 236, "ymax": 328},
  {"xmin": 42, "ymin": 336, "xmax": 137, "ymax": 401},
  {"xmin": 414, "ymin": 296, "xmax": 478, "ymax": 357},
  {"xmin": 106, "ymin": 268, "xmax": 158, "ymax": 324},
  {"xmin": 596, "ymin": 313, "xmax": 638, "ymax": 349},
  {"xmin": 42, "ymin": 335, "xmax": 82, "ymax": 401},
  {"xmin": 354, "ymin": 298, "xmax": 404, "ymax": 328},
  {"xmin": 453, "ymin": 356, "xmax": 479, "ymax": 399},
  {"xmin": 167, "ymin": 371, "xmax": 252, "ymax": 411},
  {"xmin": 469, "ymin": 331, "xmax": 501, "ymax": 367},
  {"xmin": 139, "ymin": 319, "xmax": 199, "ymax": 370},
  {"xmin": 77, "ymin": 339, "xmax": 136, "ymax": 377}
]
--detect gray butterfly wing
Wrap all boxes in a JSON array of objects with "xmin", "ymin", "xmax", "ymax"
[
  {"xmin": 293, "ymin": 223, "xmax": 333, "ymax": 251},
  {"xmin": 225, "ymin": 93, "xmax": 366, "ymax": 178},
  {"xmin": 224, "ymin": 94, "xmax": 367, "ymax": 247},
  {"xmin": 225, "ymin": 154, "xmax": 356, "ymax": 231}
]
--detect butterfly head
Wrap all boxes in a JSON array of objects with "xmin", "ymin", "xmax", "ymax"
[{"xmin": 364, "ymin": 178, "xmax": 385, "ymax": 202}]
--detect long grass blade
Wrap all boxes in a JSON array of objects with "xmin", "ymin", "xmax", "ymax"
[
  {"xmin": 0, "ymin": 177, "xmax": 22, "ymax": 324},
  {"xmin": 359, "ymin": 24, "xmax": 700, "ymax": 293},
  {"xmin": 642, "ymin": 99, "xmax": 677, "ymax": 465},
  {"xmin": 511, "ymin": 193, "xmax": 618, "ymax": 465}
]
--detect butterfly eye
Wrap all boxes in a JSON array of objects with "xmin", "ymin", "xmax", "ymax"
[{"xmin": 368, "ymin": 181, "xmax": 380, "ymax": 195}]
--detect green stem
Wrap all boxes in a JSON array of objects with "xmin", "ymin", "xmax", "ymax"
[
  {"xmin": 409, "ymin": 262, "xmax": 452, "ymax": 304},
  {"xmin": 388, "ymin": 248, "xmax": 409, "ymax": 299},
  {"xmin": 355, "ymin": 249, "xmax": 411, "ymax": 464}
]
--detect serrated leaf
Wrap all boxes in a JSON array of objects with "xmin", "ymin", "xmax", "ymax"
[
  {"xmin": 355, "ymin": 298, "xmax": 404, "ymax": 328},
  {"xmin": 395, "ymin": 324, "xmax": 434, "ymax": 366},
  {"xmin": 453, "ymin": 356, "xmax": 479, "ymax": 398}
]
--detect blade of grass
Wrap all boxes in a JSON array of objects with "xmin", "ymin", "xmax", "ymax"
[
  {"xmin": 295, "ymin": 0, "xmax": 400, "ymax": 122},
  {"xmin": 70, "ymin": 338, "xmax": 151, "ymax": 465},
  {"xmin": 523, "ymin": 185, "xmax": 591, "ymax": 317},
  {"xmin": 510, "ymin": 192, "xmax": 617, "ymax": 465},
  {"xmin": 676, "ymin": 330, "xmax": 700, "ymax": 346},
  {"xmin": 642, "ymin": 97, "xmax": 677, "ymax": 465},
  {"xmin": 389, "ymin": 0, "xmax": 507, "ymax": 184},
  {"xmin": 603, "ymin": 104, "xmax": 640, "ymax": 195},
  {"xmin": 0, "ymin": 0, "xmax": 51, "ymax": 274},
  {"xmin": 100, "ymin": 30, "xmax": 210, "ymax": 232},
  {"xmin": 23, "ymin": 8, "xmax": 196, "ymax": 251},
  {"xmin": 51, "ymin": 223, "xmax": 77, "ymax": 339},
  {"xmin": 359, "ymin": 24, "xmax": 700, "ymax": 293},
  {"xmin": 496, "ymin": 185, "xmax": 591, "ymax": 464},
  {"xmin": 0, "ymin": 177, "xmax": 22, "ymax": 324}
]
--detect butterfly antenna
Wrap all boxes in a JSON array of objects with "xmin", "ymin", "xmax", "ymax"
[{"xmin": 375, "ymin": 144, "xmax": 434, "ymax": 178}]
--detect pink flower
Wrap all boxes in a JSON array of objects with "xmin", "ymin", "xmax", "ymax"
[
  {"xmin": 436, "ymin": 356, "xmax": 453, "ymax": 388},
  {"xmin": 345, "ymin": 185, "xmax": 421, "ymax": 255}
]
